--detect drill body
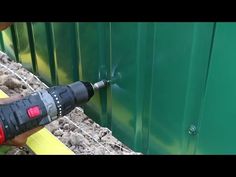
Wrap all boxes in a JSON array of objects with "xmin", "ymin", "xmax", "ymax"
[{"xmin": 0, "ymin": 80, "xmax": 107, "ymax": 144}]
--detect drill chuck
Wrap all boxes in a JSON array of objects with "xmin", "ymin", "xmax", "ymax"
[{"xmin": 0, "ymin": 80, "xmax": 107, "ymax": 144}]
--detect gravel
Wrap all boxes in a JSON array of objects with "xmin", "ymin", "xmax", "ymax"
[{"xmin": 0, "ymin": 51, "xmax": 141, "ymax": 155}]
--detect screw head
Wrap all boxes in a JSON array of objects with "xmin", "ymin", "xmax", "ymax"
[{"xmin": 188, "ymin": 125, "xmax": 197, "ymax": 135}]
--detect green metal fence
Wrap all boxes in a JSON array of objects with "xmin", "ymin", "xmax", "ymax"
[{"xmin": 1, "ymin": 22, "xmax": 236, "ymax": 154}]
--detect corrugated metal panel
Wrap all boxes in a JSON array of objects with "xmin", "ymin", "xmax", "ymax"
[
  {"xmin": 32, "ymin": 22, "xmax": 56, "ymax": 84},
  {"xmin": 196, "ymin": 23, "xmax": 236, "ymax": 154},
  {"xmin": 1, "ymin": 27, "xmax": 18, "ymax": 61},
  {"xmin": 0, "ymin": 22, "xmax": 221, "ymax": 154},
  {"xmin": 13, "ymin": 23, "xmax": 34, "ymax": 71}
]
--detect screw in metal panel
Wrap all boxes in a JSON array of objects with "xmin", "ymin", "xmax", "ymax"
[{"xmin": 188, "ymin": 124, "xmax": 197, "ymax": 135}]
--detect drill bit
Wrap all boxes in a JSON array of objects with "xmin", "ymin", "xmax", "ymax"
[{"xmin": 92, "ymin": 80, "xmax": 110, "ymax": 91}]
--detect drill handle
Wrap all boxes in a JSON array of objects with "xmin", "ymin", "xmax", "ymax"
[{"xmin": 0, "ymin": 92, "xmax": 48, "ymax": 144}]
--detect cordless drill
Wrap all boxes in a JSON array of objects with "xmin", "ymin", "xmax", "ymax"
[{"xmin": 0, "ymin": 80, "xmax": 108, "ymax": 144}]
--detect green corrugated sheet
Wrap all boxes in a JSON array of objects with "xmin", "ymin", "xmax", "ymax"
[{"xmin": 1, "ymin": 22, "xmax": 236, "ymax": 154}]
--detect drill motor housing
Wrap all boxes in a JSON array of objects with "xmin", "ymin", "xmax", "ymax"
[{"xmin": 0, "ymin": 81, "xmax": 95, "ymax": 144}]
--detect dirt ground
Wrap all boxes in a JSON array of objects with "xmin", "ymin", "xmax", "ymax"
[{"xmin": 0, "ymin": 51, "xmax": 140, "ymax": 155}]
